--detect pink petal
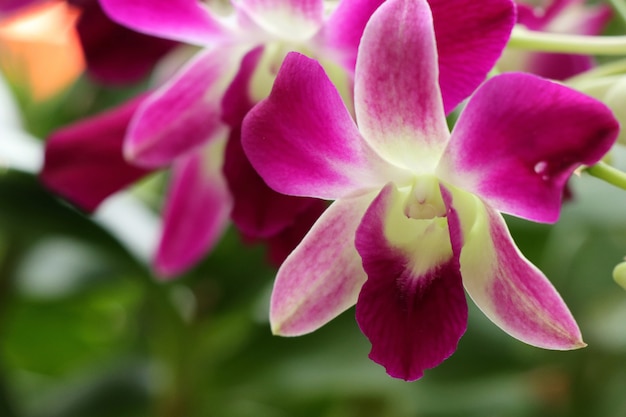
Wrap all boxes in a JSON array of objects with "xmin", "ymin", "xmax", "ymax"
[
  {"xmin": 270, "ymin": 193, "xmax": 374, "ymax": 336},
  {"xmin": 438, "ymin": 72, "xmax": 619, "ymax": 223},
  {"xmin": 225, "ymin": 123, "xmax": 326, "ymax": 239},
  {"xmin": 99, "ymin": 0, "xmax": 226, "ymax": 45},
  {"xmin": 355, "ymin": 183, "xmax": 467, "ymax": 381},
  {"xmin": 222, "ymin": 47, "xmax": 263, "ymax": 127},
  {"xmin": 235, "ymin": 0, "xmax": 324, "ymax": 40},
  {"xmin": 429, "ymin": 0, "xmax": 515, "ymax": 113},
  {"xmin": 447, "ymin": 189, "xmax": 585, "ymax": 350},
  {"xmin": 40, "ymin": 96, "xmax": 151, "ymax": 212},
  {"xmin": 75, "ymin": 1, "xmax": 178, "ymax": 85},
  {"xmin": 354, "ymin": 0, "xmax": 449, "ymax": 171},
  {"xmin": 125, "ymin": 47, "xmax": 245, "ymax": 168},
  {"xmin": 315, "ymin": 0, "xmax": 384, "ymax": 70},
  {"xmin": 242, "ymin": 52, "xmax": 401, "ymax": 200},
  {"xmin": 154, "ymin": 138, "xmax": 232, "ymax": 278}
]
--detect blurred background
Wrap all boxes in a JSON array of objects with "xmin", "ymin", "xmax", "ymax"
[{"xmin": 2, "ymin": 1, "xmax": 626, "ymax": 416}]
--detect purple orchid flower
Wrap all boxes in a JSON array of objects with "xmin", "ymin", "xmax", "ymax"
[
  {"xmin": 42, "ymin": 0, "xmax": 516, "ymax": 277},
  {"xmin": 242, "ymin": 0, "xmax": 620, "ymax": 381},
  {"xmin": 501, "ymin": 0, "xmax": 613, "ymax": 80}
]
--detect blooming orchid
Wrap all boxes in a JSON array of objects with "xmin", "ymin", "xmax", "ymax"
[
  {"xmin": 499, "ymin": 0, "xmax": 612, "ymax": 80},
  {"xmin": 242, "ymin": 0, "xmax": 620, "ymax": 381},
  {"xmin": 41, "ymin": 0, "xmax": 516, "ymax": 277}
]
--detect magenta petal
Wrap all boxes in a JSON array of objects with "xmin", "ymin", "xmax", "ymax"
[
  {"xmin": 224, "ymin": 123, "xmax": 325, "ymax": 238},
  {"xmin": 40, "ymin": 96, "xmax": 152, "ymax": 212},
  {"xmin": 439, "ymin": 72, "xmax": 619, "ymax": 223},
  {"xmin": 354, "ymin": 0, "xmax": 449, "ymax": 169},
  {"xmin": 429, "ymin": 0, "xmax": 515, "ymax": 113},
  {"xmin": 355, "ymin": 184, "xmax": 467, "ymax": 381},
  {"xmin": 316, "ymin": 0, "xmax": 384, "ymax": 70},
  {"xmin": 154, "ymin": 141, "xmax": 232, "ymax": 278},
  {"xmin": 270, "ymin": 194, "xmax": 374, "ymax": 336},
  {"xmin": 447, "ymin": 190, "xmax": 584, "ymax": 349},
  {"xmin": 262, "ymin": 199, "xmax": 328, "ymax": 266},
  {"xmin": 75, "ymin": 1, "xmax": 178, "ymax": 85},
  {"xmin": 125, "ymin": 48, "xmax": 244, "ymax": 168},
  {"xmin": 100, "ymin": 0, "xmax": 226, "ymax": 45},
  {"xmin": 243, "ymin": 52, "xmax": 398, "ymax": 200}
]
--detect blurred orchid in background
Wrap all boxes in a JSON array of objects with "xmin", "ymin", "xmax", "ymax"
[
  {"xmin": 499, "ymin": 0, "xmax": 613, "ymax": 80},
  {"xmin": 40, "ymin": 0, "xmax": 515, "ymax": 277}
]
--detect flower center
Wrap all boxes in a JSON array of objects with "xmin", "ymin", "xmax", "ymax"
[{"xmin": 404, "ymin": 175, "xmax": 447, "ymax": 220}]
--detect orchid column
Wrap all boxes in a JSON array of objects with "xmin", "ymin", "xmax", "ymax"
[{"xmin": 242, "ymin": 0, "xmax": 620, "ymax": 380}]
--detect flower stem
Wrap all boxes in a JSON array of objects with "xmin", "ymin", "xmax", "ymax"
[
  {"xmin": 508, "ymin": 26, "xmax": 626, "ymax": 55},
  {"xmin": 585, "ymin": 162, "xmax": 626, "ymax": 190}
]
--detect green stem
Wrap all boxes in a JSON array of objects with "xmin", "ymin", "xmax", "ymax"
[
  {"xmin": 508, "ymin": 26, "xmax": 626, "ymax": 55},
  {"xmin": 585, "ymin": 162, "xmax": 626, "ymax": 190}
]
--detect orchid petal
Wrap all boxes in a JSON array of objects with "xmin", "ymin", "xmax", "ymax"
[
  {"xmin": 316, "ymin": 0, "xmax": 384, "ymax": 70},
  {"xmin": 263, "ymin": 199, "xmax": 328, "ymax": 266},
  {"xmin": 76, "ymin": 1, "xmax": 178, "ymax": 85},
  {"xmin": 447, "ymin": 188, "xmax": 585, "ymax": 350},
  {"xmin": 243, "ymin": 52, "xmax": 401, "ymax": 200},
  {"xmin": 99, "ymin": 0, "xmax": 226, "ymax": 45},
  {"xmin": 225, "ymin": 124, "xmax": 325, "ymax": 238},
  {"xmin": 154, "ymin": 135, "xmax": 232, "ymax": 278},
  {"xmin": 40, "ymin": 96, "xmax": 151, "ymax": 212},
  {"xmin": 354, "ymin": 0, "xmax": 448, "ymax": 171},
  {"xmin": 355, "ymin": 183, "xmax": 467, "ymax": 381},
  {"xmin": 438, "ymin": 72, "xmax": 619, "ymax": 224},
  {"xmin": 234, "ymin": 0, "xmax": 324, "ymax": 41},
  {"xmin": 125, "ymin": 47, "xmax": 245, "ymax": 168},
  {"xmin": 270, "ymin": 193, "xmax": 375, "ymax": 336},
  {"xmin": 428, "ymin": 0, "xmax": 515, "ymax": 113}
]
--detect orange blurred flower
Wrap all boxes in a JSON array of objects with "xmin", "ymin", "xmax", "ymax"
[{"xmin": 0, "ymin": 0, "xmax": 85, "ymax": 101}]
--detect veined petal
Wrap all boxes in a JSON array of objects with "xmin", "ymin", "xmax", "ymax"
[
  {"xmin": 243, "ymin": 52, "xmax": 401, "ymax": 200},
  {"xmin": 315, "ymin": 0, "xmax": 384, "ymax": 70},
  {"xmin": 233, "ymin": 0, "xmax": 324, "ymax": 41},
  {"xmin": 270, "ymin": 193, "xmax": 375, "ymax": 336},
  {"xmin": 354, "ymin": 0, "xmax": 449, "ymax": 172},
  {"xmin": 40, "ymin": 95, "xmax": 151, "ymax": 212},
  {"xmin": 99, "ymin": 0, "xmax": 227, "ymax": 45},
  {"xmin": 447, "ymin": 187, "xmax": 584, "ymax": 350},
  {"xmin": 154, "ymin": 134, "xmax": 232, "ymax": 278},
  {"xmin": 355, "ymin": 183, "xmax": 466, "ymax": 381},
  {"xmin": 125, "ymin": 47, "xmax": 245, "ymax": 168},
  {"xmin": 429, "ymin": 0, "xmax": 515, "ymax": 113},
  {"xmin": 438, "ymin": 72, "xmax": 619, "ymax": 224}
]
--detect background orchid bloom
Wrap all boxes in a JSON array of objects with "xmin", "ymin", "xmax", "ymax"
[
  {"xmin": 499, "ymin": 0, "xmax": 612, "ymax": 80},
  {"xmin": 242, "ymin": 0, "xmax": 620, "ymax": 381},
  {"xmin": 41, "ymin": 0, "xmax": 516, "ymax": 277}
]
